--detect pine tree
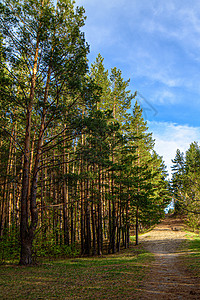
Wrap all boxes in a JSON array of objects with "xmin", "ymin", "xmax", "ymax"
[
  {"xmin": 144, "ymin": 151, "xmax": 170, "ymax": 226},
  {"xmin": 184, "ymin": 142, "xmax": 200, "ymax": 227},
  {"xmin": 171, "ymin": 149, "xmax": 185, "ymax": 214},
  {"xmin": 125, "ymin": 101, "xmax": 169, "ymax": 245},
  {"xmin": 0, "ymin": 0, "xmax": 89, "ymax": 264},
  {"xmin": 171, "ymin": 143, "xmax": 200, "ymax": 229},
  {"xmin": 90, "ymin": 54, "xmax": 111, "ymax": 110}
]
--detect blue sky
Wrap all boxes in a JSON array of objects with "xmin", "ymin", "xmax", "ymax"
[{"xmin": 75, "ymin": 0, "xmax": 200, "ymax": 176}]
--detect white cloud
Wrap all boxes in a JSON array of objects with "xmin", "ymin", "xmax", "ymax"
[
  {"xmin": 122, "ymin": 46, "xmax": 184, "ymax": 92},
  {"xmin": 76, "ymin": 0, "xmax": 124, "ymax": 6},
  {"xmin": 148, "ymin": 121, "xmax": 200, "ymax": 177},
  {"xmin": 150, "ymin": 89, "xmax": 177, "ymax": 105},
  {"xmin": 139, "ymin": 1, "xmax": 200, "ymax": 55}
]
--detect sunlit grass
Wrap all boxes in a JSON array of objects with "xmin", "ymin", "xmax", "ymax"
[
  {"xmin": 182, "ymin": 232, "xmax": 200, "ymax": 277},
  {"xmin": 0, "ymin": 245, "xmax": 153, "ymax": 299}
]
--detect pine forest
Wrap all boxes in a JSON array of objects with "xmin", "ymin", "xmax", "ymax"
[{"xmin": 0, "ymin": 0, "xmax": 182, "ymax": 266}]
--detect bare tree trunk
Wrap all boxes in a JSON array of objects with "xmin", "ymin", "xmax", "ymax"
[
  {"xmin": 135, "ymin": 206, "xmax": 139, "ymax": 245},
  {"xmin": 91, "ymin": 201, "xmax": 96, "ymax": 255},
  {"xmin": 63, "ymin": 142, "xmax": 69, "ymax": 246},
  {"xmin": 0, "ymin": 125, "xmax": 15, "ymax": 237},
  {"xmin": 97, "ymin": 165, "xmax": 103, "ymax": 255},
  {"xmin": 20, "ymin": 38, "xmax": 52, "ymax": 264},
  {"xmin": 84, "ymin": 163, "xmax": 91, "ymax": 255},
  {"xmin": 80, "ymin": 156, "xmax": 85, "ymax": 254},
  {"xmin": 19, "ymin": 34, "xmax": 40, "ymax": 265},
  {"xmin": 108, "ymin": 172, "xmax": 112, "ymax": 254}
]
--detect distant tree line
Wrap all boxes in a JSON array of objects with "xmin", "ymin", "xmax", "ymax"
[
  {"xmin": 171, "ymin": 142, "xmax": 200, "ymax": 230},
  {"xmin": 0, "ymin": 0, "xmax": 170, "ymax": 265}
]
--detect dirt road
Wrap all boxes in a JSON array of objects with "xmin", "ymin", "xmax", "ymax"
[{"xmin": 138, "ymin": 217, "xmax": 200, "ymax": 299}]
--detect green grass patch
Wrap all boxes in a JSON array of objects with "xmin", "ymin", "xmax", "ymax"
[
  {"xmin": 0, "ymin": 245, "xmax": 153, "ymax": 299},
  {"xmin": 182, "ymin": 231, "xmax": 200, "ymax": 277}
]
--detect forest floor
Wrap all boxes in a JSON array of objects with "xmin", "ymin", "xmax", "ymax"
[
  {"xmin": 137, "ymin": 216, "xmax": 200, "ymax": 299},
  {"xmin": 0, "ymin": 240, "xmax": 152, "ymax": 299},
  {"xmin": 0, "ymin": 216, "xmax": 200, "ymax": 299}
]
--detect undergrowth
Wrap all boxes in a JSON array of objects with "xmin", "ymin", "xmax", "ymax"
[{"xmin": 0, "ymin": 228, "xmax": 79, "ymax": 264}]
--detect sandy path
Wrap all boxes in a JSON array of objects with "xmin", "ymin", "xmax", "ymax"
[{"xmin": 138, "ymin": 217, "xmax": 200, "ymax": 299}]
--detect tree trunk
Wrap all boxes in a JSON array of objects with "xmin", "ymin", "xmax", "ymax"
[
  {"xmin": 80, "ymin": 156, "xmax": 85, "ymax": 254},
  {"xmin": 91, "ymin": 200, "xmax": 96, "ymax": 255},
  {"xmin": 20, "ymin": 234, "xmax": 33, "ymax": 265},
  {"xmin": 135, "ymin": 206, "xmax": 139, "ymax": 245},
  {"xmin": 108, "ymin": 172, "xmax": 112, "ymax": 254},
  {"xmin": 19, "ymin": 34, "xmax": 40, "ymax": 265},
  {"xmin": 63, "ymin": 132, "xmax": 70, "ymax": 246}
]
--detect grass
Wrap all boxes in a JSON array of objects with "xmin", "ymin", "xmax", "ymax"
[
  {"xmin": 181, "ymin": 231, "xmax": 200, "ymax": 277},
  {"xmin": 0, "ymin": 244, "xmax": 153, "ymax": 299}
]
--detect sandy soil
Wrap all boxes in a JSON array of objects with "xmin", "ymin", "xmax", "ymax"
[{"xmin": 137, "ymin": 217, "xmax": 200, "ymax": 299}]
